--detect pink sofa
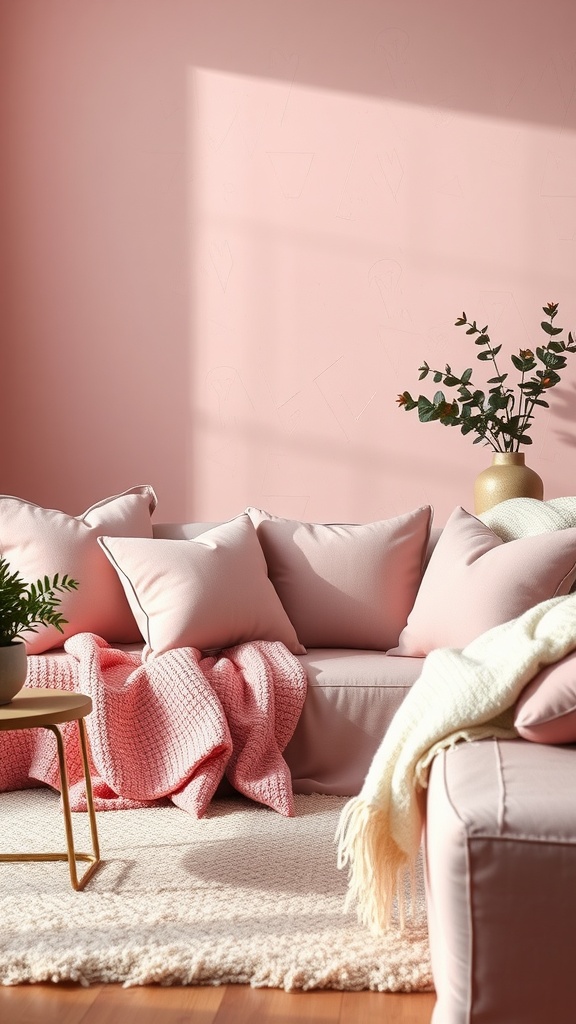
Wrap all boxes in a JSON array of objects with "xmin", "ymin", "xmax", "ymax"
[{"xmin": 4, "ymin": 486, "xmax": 576, "ymax": 1022}]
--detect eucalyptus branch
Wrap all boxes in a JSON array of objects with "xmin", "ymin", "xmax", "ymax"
[
  {"xmin": 457, "ymin": 317, "xmax": 513, "ymax": 426},
  {"xmin": 397, "ymin": 302, "xmax": 576, "ymax": 452}
]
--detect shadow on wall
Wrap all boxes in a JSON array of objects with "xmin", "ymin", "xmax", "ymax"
[
  {"xmin": 185, "ymin": 0, "xmax": 576, "ymax": 132},
  {"xmin": 553, "ymin": 383, "xmax": 576, "ymax": 448}
]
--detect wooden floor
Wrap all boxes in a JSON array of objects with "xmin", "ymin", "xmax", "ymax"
[{"xmin": 0, "ymin": 983, "xmax": 436, "ymax": 1022}]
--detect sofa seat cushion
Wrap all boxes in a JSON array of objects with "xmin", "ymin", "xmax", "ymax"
[
  {"xmin": 425, "ymin": 739, "xmax": 576, "ymax": 1024},
  {"xmin": 284, "ymin": 650, "xmax": 424, "ymax": 796}
]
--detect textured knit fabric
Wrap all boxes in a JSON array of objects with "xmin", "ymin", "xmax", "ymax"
[
  {"xmin": 336, "ymin": 593, "xmax": 576, "ymax": 933},
  {"xmin": 0, "ymin": 635, "xmax": 307, "ymax": 817},
  {"xmin": 479, "ymin": 495, "xmax": 576, "ymax": 540}
]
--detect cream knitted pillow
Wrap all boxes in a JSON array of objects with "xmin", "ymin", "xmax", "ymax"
[{"xmin": 478, "ymin": 497, "xmax": 576, "ymax": 541}]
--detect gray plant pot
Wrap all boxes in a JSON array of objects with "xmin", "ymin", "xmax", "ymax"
[{"xmin": 0, "ymin": 641, "xmax": 28, "ymax": 705}]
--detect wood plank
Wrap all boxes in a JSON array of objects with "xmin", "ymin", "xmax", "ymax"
[
  {"xmin": 0, "ymin": 982, "xmax": 102, "ymax": 1024},
  {"xmin": 214, "ymin": 985, "xmax": 344, "ymax": 1023},
  {"xmin": 341, "ymin": 990, "xmax": 436, "ymax": 1023},
  {"xmin": 83, "ymin": 983, "xmax": 226, "ymax": 1024}
]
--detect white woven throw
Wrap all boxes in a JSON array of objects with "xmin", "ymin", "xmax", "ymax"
[
  {"xmin": 0, "ymin": 791, "xmax": 432, "ymax": 991},
  {"xmin": 337, "ymin": 593, "xmax": 576, "ymax": 934}
]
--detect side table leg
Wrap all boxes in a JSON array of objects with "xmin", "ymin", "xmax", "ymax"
[
  {"xmin": 77, "ymin": 716, "xmax": 100, "ymax": 861},
  {"xmin": 48, "ymin": 722, "xmax": 101, "ymax": 891}
]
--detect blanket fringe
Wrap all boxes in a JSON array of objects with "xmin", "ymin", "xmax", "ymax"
[
  {"xmin": 335, "ymin": 796, "xmax": 412, "ymax": 935},
  {"xmin": 336, "ymin": 595, "xmax": 576, "ymax": 937}
]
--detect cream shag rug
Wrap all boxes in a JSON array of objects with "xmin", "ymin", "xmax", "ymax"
[{"xmin": 0, "ymin": 790, "xmax": 432, "ymax": 991}]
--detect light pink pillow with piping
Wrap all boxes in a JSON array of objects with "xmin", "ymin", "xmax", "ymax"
[
  {"xmin": 0, "ymin": 485, "xmax": 158, "ymax": 653},
  {"xmin": 98, "ymin": 514, "xmax": 305, "ymax": 661},
  {"xmin": 515, "ymin": 650, "xmax": 576, "ymax": 744},
  {"xmin": 391, "ymin": 506, "xmax": 576, "ymax": 657},
  {"xmin": 245, "ymin": 505, "xmax": 433, "ymax": 650}
]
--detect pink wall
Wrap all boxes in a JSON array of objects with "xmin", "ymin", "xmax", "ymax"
[{"xmin": 1, "ymin": 0, "xmax": 576, "ymax": 525}]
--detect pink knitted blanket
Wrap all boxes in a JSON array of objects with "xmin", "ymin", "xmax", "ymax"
[{"xmin": 0, "ymin": 634, "xmax": 307, "ymax": 817}]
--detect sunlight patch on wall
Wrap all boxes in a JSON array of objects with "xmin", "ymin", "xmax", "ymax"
[{"xmin": 185, "ymin": 66, "xmax": 576, "ymax": 522}]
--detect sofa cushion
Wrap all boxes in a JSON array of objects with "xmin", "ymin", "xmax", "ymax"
[
  {"xmin": 286, "ymin": 650, "xmax": 424, "ymax": 795},
  {"xmin": 391, "ymin": 505, "xmax": 576, "ymax": 656},
  {"xmin": 98, "ymin": 514, "xmax": 306, "ymax": 660},
  {"xmin": 514, "ymin": 649, "xmax": 576, "ymax": 743},
  {"xmin": 245, "ymin": 505, "xmax": 433, "ymax": 650},
  {"xmin": 0, "ymin": 485, "xmax": 157, "ymax": 653},
  {"xmin": 478, "ymin": 495, "xmax": 576, "ymax": 540}
]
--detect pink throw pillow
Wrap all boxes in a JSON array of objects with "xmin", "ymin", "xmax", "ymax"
[
  {"xmin": 245, "ymin": 505, "xmax": 433, "ymax": 650},
  {"xmin": 515, "ymin": 650, "xmax": 576, "ymax": 744},
  {"xmin": 391, "ymin": 506, "xmax": 576, "ymax": 657},
  {"xmin": 0, "ymin": 485, "xmax": 157, "ymax": 653},
  {"xmin": 98, "ymin": 514, "xmax": 306, "ymax": 660}
]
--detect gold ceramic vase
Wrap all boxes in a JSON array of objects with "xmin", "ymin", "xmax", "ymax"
[{"xmin": 474, "ymin": 452, "xmax": 544, "ymax": 515}]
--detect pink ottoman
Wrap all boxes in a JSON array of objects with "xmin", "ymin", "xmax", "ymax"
[{"xmin": 425, "ymin": 738, "xmax": 576, "ymax": 1023}]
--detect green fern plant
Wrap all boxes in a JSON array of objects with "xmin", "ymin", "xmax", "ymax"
[{"xmin": 0, "ymin": 556, "xmax": 79, "ymax": 646}]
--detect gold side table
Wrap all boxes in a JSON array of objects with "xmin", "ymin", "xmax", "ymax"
[{"xmin": 0, "ymin": 687, "xmax": 101, "ymax": 890}]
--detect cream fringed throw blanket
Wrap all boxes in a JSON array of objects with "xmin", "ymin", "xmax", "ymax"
[{"xmin": 336, "ymin": 593, "xmax": 576, "ymax": 934}]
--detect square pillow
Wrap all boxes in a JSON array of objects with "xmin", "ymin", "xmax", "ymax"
[
  {"xmin": 245, "ymin": 505, "xmax": 433, "ymax": 650},
  {"xmin": 515, "ymin": 649, "xmax": 576, "ymax": 744},
  {"xmin": 98, "ymin": 514, "xmax": 306, "ymax": 660},
  {"xmin": 479, "ymin": 496, "xmax": 575, "ymax": 541},
  {"xmin": 391, "ymin": 506, "xmax": 576, "ymax": 657},
  {"xmin": 0, "ymin": 485, "xmax": 157, "ymax": 653}
]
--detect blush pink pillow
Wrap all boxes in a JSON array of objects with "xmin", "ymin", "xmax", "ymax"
[
  {"xmin": 0, "ymin": 485, "xmax": 157, "ymax": 653},
  {"xmin": 245, "ymin": 505, "xmax": 433, "ymax": 650},
  {"xmin": 515, "ymin": 650, "xmax": 576, "ymax": 744},
  {"xmin": 98, "ymin": 514, "xmax": 305, "ymax": 660},
  {"xmin": 391, "ymin": 506, "xmax": 576, "ymax": 657}
]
